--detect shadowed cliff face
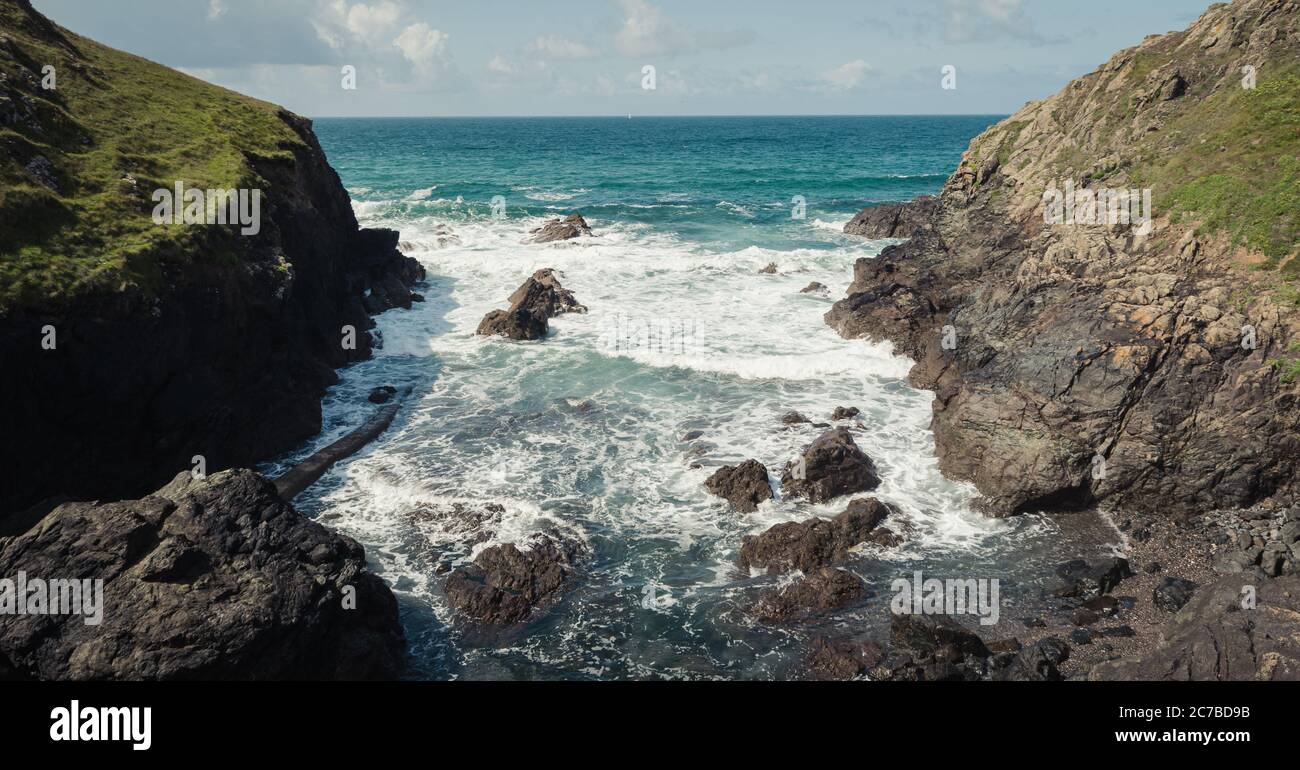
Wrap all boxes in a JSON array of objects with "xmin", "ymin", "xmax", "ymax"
[
  {"xmin": 0, "ymin": 0, "xmax": 424, "ymax": 521},
  {"xmin": 829, "ymin": 0, "xmax": 1299, "ymax": 517}
]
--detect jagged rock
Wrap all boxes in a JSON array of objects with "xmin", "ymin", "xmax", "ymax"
[
  {"xmin": 507, "ymin": 268, "xmax": 587, "ymax": 316},
  {"xmin": 806, "ymin": 636, "xmax": 884, "ymax": 680},
  {"xmin": 749, "ymin": 567, "xmax": 868, "ymax": 623},
  {"xmin": 1090, "ymin": 576, "xmax": 1300, "ymax": 681},
  {"xmin": 997, "ymin": 638, "xmax": 1070, "ymax": 681},
  {"xmin": 780, "ymin": 428, "xmax": 882, "ymax": 503},
  {"xmin": 758, "ymin": 262, "xmax": 778, "ymax": 274},
  {"xmin": 704, "ymin": 460, "xmax": 772, "ymax": 513},
  {"xmin": 23, "ymin": 154, "xmax": 58, "ymax": 192},
  {"xmin": 830, "ymin": 406, "xmax": 860, "ymax": 420},
  {"xmin": 477, "ymin": 268, "xmax": 583, "ymax": 341},
  {"xmin": 890, "ymin": 613, "xmax": 991, "ymax": 659},
  {"xmin": 527, "ymin": 213, "xmax": 592, "ymax": 243},
  {"xmin": 1152, "ymin": 576, "xmax": 1197, "ymax": 612},
  {"xmin": 442, "ymin": 533, "xmax": 580, "ymax": 626},
  {"xmin": 738, "ymin": 497, "xmax": 894, "ymax": 573},
  {"xmin": 1053, "ymin": 558, "xmax": 1134, "ymax": 599},
  {"xmin": 0, "ymin": 470, "xmax": 405, "ymax": 680},
  {"xmin": 476, "ymin": 307, "xmax": 547, "ymax": 341},
  {"xmin": 800, "ymin": 282, "xmax": 827, "ymax": 294},
  {"xmin": 842, "ymin": 196, "xmax": 938, "ymax": 238},
  {"xmin": 823, "ymin": 0, "xmax": 1300, "ymax": 518}
]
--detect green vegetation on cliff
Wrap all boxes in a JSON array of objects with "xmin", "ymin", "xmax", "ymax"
[
  {"xmin": 1132, "ymin": 66, "xmax": 1300, "ymax": 271},
  {"xmin": 0, "ymin": 0, "xmax": 307, "ymax": 311}
]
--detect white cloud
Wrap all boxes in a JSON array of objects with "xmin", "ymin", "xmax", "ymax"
[
  {"xmin": 615, "ymin": 0, "xmax": 677, "ymax": 57},
  {"xmin": 527, "ymin": 35, "xmax": 600, "ymax": 60},
  {"xmin": 487, "ymin": 55, "xmax": 516, "ymax": 75},
  {"xmin": 393, "ymin": 22, "xmax": 450, "ymax": 77},
  {"xmin": 821, "ymin": 59, "xmax": 872, "ymax": 90},
  {"xmin": 312, "ymin": 0, "xmax": 404, "ymax": 50},
  {"xmin": 207, "ymin": 0, "xmax": 227, "ymax": 21},
  {"xmin": 612, "ymin": 0, "xmax": 750, "ymax": 58}
]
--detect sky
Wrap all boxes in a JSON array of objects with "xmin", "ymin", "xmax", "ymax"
[{"xmin": 31, "ymin": 0, "xmax": 1216, "ymax": 117}]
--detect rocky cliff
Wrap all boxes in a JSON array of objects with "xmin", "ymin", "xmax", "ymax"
[
  {"xmin": 0, "ymin": 469, "xmax": 405, "ymax": 680},
  {"xmin": 0, "ymin": 0, "xmax": 423, "ymax": 522},
  {"xmin": 828, "ymin": 0, "xmax": 1299, "ymax": 517}
]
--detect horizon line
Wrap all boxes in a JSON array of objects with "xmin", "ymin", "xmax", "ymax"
[{"xmin": 308, "ymin": 113, "xmax": 1012, "ymax": 120}]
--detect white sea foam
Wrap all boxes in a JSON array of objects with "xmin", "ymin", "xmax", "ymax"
[{"xmin": 279, "ymin": 203, "xmax": 999, "ymax": 617}]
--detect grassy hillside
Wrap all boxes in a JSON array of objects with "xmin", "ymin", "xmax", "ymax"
[{"xmin": 0, "ymin": 0, "xmax": 307, "ymax": 312}]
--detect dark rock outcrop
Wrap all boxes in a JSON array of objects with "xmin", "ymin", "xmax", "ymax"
[
  {"xmin": 825, "ymin": 0, "xmax": 1299, "ymax": 517},
  {"xmin": 1053, "ymin": 558, "xmax": 1134, "ymax": 599},
  {"xmin": 842, "ymin": 196, "xmax": 938, "ymax": 239},
  {"xmin": 1152, "ymin": 576, "xmax": 1197, "ymax": 613},
  {"xmin": 442, "ymin": 533, "xmax": 581, "ymax": 626},
  {"xmin": 780, "ymin": 428, "xmax": 882, "ymax": 503},
  {"xmin": 1091, "ymin": 576, "xmax": 1300, "ymax": 681},
  {"xmin": 0, "ymin": 7, "xmax": 425, "ymax": 522},
  {"xmin": 738, "ymin": 497, "xmax": 895, "ymax": 573},
  {"xmin": 527, "ymin": 213, "xmax": 592, "ymax": 243},
  {"xmin": 704, "ymin": 459, "xmax": 772, "ymax": 513},
  {"xmin": 806, "ymin": 636, "xmax": 884, "ymax": 680},
  {"xmin": 476, "ymin": 268, "xmax": 583, "ymax": 341},
  {"xmin": 0, "ymin": 469, "xmax": 405, "ymax": 680},
  {"xmin": 749, "ymin": 567, "xmax": 867, "ymax": 623}
]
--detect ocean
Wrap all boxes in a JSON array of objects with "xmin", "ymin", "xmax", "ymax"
[{"xmin": 264, "ymin": 116, "xmax": 1122, "ymax": 680}]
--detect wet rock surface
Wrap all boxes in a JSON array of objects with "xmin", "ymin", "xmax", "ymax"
[
  {"xmin": 527, "ymin": 213, "xmax": 592, "ymax": 243},
  {"xmin": 476, "ymin": 268, "xmax": 583, "ymax": 341},
  {"xmin": 842, "ymin": 196, "xmax": 938, "ymax": 239},
  {"xmin": 704, "ymin": 459, "xmax": 773, "ymax": 513},
  {"xmin": 825, "ymin": 1, "xmax": 1299, "ymax": 518},
  {"xmin": 442, "ymin": 533, "xmax": 582, "ymax": 626},
  {"xmin": 806, "ymin": 636, "xmax": 884, "ymax": 680},
  {"xmin": 0, "ymin": 470, "xmax": 405, "ymax": 680},
  {"xmin": 738, "ymin": 497, "xmax": 895, "ymax": 573},
  {"xmin": 749, "ymin": 567, "xmax": 868, "ymax": 623},
  {"xmin": 779, "ymin": 428, "xmax": 882, "ymax": 503}
]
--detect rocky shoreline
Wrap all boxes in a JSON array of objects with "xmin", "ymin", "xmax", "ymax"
[{"xmin": 815, "ymin": 0, "xmax": 1300, "ymax": 680}]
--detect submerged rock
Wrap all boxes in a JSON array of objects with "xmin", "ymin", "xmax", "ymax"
[
  {"xmin": 442, "ymin": 533, "xmax": 581, "ymax": 626},
  {"xmin": 800, "ymin": 282, "xmax": 827, "ymax": 294},
  {"xmin": 0, "ymin": 470, "xmax": 405, "ymax": 680},
  {"xmin": 738, "ymin": 497, "xmax": 895, "ymax": 573},
  {"xmin": 527, "ymin": 213, "xmax": 592, "ymax": 243},
  {"xmin": 749, "ymin": 567, "xmax": 868, "ymax": 623},
  {"xmin": 704, "ymin": 460, "xmax": 772, "ymax": 513},
  {"xmin": 368, "ymin": 385, "xmax": 398, "ymax": 404},
  {"xmin": 780, "ymin": 428, "xmax": 882, "ymax": 503},
  {"xmin": 758, "ymin": 262, "xmax": 778, "ymax": 274}
]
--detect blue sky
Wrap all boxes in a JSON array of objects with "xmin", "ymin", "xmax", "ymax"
[{"xmin": 32, "ymin": 0, "xmax": 1215, "ymax": 117}]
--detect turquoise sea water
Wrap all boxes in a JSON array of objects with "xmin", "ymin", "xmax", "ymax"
[{"xmin": 266, "ymin": 116, "xmax": 1121, "ymax": 680}]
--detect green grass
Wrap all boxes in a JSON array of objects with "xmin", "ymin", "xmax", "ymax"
[
  {"xmin": 0, "ymin": 0, "xmax": 306, "ymax": 311},
  {"xmin": 1130, "ymin": 66, "xmax": 1300, "ymax": 266}
]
